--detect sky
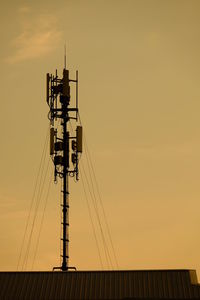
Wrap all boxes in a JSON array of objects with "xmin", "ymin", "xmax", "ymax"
[{"xmin": 1, "ymin": 0, "xmax": 200, "ymax": 277}]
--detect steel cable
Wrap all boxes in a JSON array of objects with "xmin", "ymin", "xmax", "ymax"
[
  {"xmin": 80, "ymin": 160, "xmax": 112, "ymax": 269},
  {"xmin": 22, "ymin": 156, "xmax": 50, "ymax": 270},
  {"xmin": 78, "ymin": 112, "xmax": 119, "ymax": 269},
  {"xmin": 17, "ymin": 126, "xmax": 49, "ymax": 270},
  {"xmin": 84, "ymin": 138, "xmax": 119, "ymax": 269},
  {"xmin": 82, "ymin": 152, "xmax": 113, "ymax": 269},
  {"xmin": 79, "ymin": 166, "xmax": 104, "ymax": 269},
  {"xmin": 31, "ymin": 172, "xmax": 53, "ymax": 270}
]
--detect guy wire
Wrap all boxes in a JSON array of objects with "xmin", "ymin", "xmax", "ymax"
[
  {"xmin": 79, "ymin": 167, "xmax": 104, "ymax": 269},
  {"xmin": 78, "ymin": 112, "xmax": 118, "ymax": 269},
  {"xmin": 80, "ymin": 160, "xmax": 112, "ymax": 269},
  {"xmin": 31, "ymin": 171, "xmax": 53, "ymax": 270},
  {"xmin": 17, "ymin": 126, "xmax": 49, "ymax": 270},
  {"xmin": 22, "ymin": 155, "xmax": 50, "ymax": 270},
  {"xmin": 84, "ymin": 138, "xmax": 119, "ymax": 269}
]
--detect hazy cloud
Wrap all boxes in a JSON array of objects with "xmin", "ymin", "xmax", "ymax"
[
  {"xmin": 6, "ymin": 9, "xmax": 62, "ymax": 63},
  {"xmin": 18, "ymin": 5, "xmax": 31, "ymax": 14}
]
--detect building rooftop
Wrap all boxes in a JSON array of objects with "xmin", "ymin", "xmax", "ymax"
[{"xmin": 0, "ymin": 269, "xmax": 200, "ymax": 299}]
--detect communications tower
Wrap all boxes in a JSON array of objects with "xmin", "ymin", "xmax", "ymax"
[{"xmin": 46, "ymin": 62, "xmax": 82, "ymax": 271}]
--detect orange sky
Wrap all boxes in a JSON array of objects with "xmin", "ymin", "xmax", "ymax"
[{"xmin": 1, "ymin": 0, "xmax": 200, "ymax": 276}]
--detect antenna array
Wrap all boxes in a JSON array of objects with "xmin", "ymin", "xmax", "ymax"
[{"xmin": 46, "ymin": 65, "xmax": 82, "ymax": 271}]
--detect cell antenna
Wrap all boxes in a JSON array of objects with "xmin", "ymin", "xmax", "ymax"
[{"xmin": 46, "ymin": 56, "xmax": 82, "ymax": 271}]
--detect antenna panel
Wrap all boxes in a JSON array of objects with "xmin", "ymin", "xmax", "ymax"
[
  {"xmin": 77, "ymin": 126, "xmax": 82, "ymax": 153},
  {"xmin": 46, "ymin": 73, "xmax": 50, "ymax": 104},
  {"xmin": 63, "ymin": 69, "xmax": 70, "ymax": 97},
  {"xmin": 50, "ymin": 127, "xmax": 55, "ymax": 155}
]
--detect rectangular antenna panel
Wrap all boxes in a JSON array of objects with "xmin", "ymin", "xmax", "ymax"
[
  {"xmin": 63, "ymin": 69, "xmax": 70, "ymax": 97},
  {"xmin": 77, "ymin": 126, "xmax": 82, "ymax": 153},
  {"xmin": 46, "ymin": 73, "xmax": 50, "ymax": 104},
  {"xmin": 50, "ymin": 127, "xmax": 55, "ymax": 155}
]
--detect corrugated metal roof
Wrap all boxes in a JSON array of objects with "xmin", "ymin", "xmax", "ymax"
[{"xmin": 0, "ymin": 269, "xmax": 200, "ymax": 299}]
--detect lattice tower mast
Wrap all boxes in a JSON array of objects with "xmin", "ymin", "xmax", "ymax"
[{"xmin": 46, "ymin": 62, "xmax": 82, "ymax": 271}]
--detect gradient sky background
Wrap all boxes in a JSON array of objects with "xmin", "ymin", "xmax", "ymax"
[{"xmin": 1, "ymin": 0, "xmax": 200, "ymax": 276}]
